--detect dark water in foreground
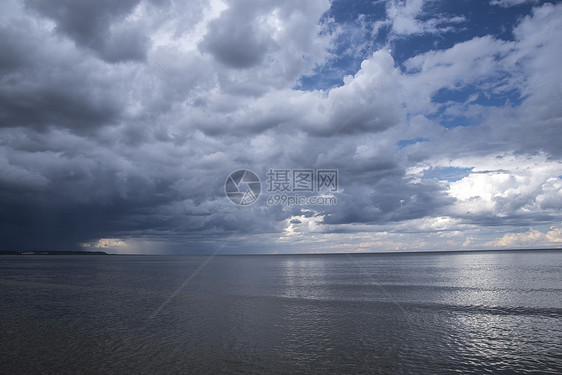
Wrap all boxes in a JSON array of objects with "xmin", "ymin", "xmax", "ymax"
[{"xmin": 1, "ymin": 250, "xmax": 561, "ymax": 374}]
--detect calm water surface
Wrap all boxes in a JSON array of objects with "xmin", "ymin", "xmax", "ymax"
[{"xmin": 1, "ymin": 250, "xmax": 561, "ymax": 374}]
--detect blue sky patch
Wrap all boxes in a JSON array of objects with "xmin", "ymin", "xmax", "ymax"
[
  {"xmin": 397, "ymin": 137, "xmax": 430, "ymax": 148},
  {"xmin": 431, "ymin": 83, "xmax": 523, "ymax": 108},
  {"xmin": 423, "ymin": 166, "xmax": 474, "ymax": 182}
]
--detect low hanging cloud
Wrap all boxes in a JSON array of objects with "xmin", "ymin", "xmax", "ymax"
[{"xmin": 486, "ymin": 225, "xmax": 562, "ymax": 248}]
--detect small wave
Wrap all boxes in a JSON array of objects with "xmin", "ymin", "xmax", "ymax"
[{"xmin": 410, "ymin": 302, "xmax": 562, "ymax": 318}]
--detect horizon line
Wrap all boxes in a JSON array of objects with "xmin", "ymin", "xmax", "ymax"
[{"xmin": 2, "ymin": 248, "xmax": 561, "ymax": 256}]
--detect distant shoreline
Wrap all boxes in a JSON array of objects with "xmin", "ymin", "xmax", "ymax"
[{"xmin": 0, "ymin": 250, "xmax": 109, "ymax": 256}]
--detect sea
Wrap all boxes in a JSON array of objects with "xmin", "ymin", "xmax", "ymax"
[{"xmin": 1, "ymin": 250, "xmax": 561, "ymax": 374}]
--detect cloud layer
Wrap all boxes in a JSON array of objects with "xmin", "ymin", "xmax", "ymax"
[{"xmin": 1, "ymin": 0, "xmax": 561, "ymax": 253}]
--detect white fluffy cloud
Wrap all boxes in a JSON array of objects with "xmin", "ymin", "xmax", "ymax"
[
  {"xmin": 446, "ymin": 153, "xmax": 562, "ymax": 220},
  {"xmin": 386, "ymin": 0, "xmax": 465, "ymax": 36},
  {"xmin": 486, "ymin": 225, "xmax": 562, "ymax": 248}
]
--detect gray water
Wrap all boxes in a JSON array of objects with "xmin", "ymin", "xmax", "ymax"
[{"xmin": 1, "ymin": 250, "xmax": 561, "ymax": 374}]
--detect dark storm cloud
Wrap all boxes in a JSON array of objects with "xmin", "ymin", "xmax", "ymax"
[
  {"xmin": 200, "ymin": 19, "xmax": 274, "ymax": 69},
  {"xmin": 0, "ymin": 85, "xmax": 121, "ymax": 131},
  {"xmin": 0, "ymin": 124, "xmax": 286, "ymax": 251},
  {"xmin": 199, "ymin": 0, "xmax": 329, "ymax": 70},
  {"xmin": 24, "ymin": 0, "xmax": 150, "ymax": 63},
  {"xmin": 198, "ymin": 0, "xmax": 286, "ymax": 69},
  {"xmin": 0, "ymin": 131, "xmax": 171, "ymax": 250},
  {"xmin": 0, "ymin": 190, "xmax": 137, "ymax": 251},
  {"xmin": 0, "ymin": 23, "xmax": 32, "ymax": 73},
  {"xmin": 0, "ymin": 20, "xmax": 126, "ymax": 132},
  {"xmin": 322, "ymin": 177, "xmax": 453, "ymax": 225}
]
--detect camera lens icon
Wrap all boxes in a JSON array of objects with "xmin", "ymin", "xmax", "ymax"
[{"xmin": 225, "ymin": 170, "xmax": 261, "ymax": 206}]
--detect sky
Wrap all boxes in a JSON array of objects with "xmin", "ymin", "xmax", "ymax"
[{"xmin": 1, "ymin": 0, "xmax": 561, "ymax": 254}]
